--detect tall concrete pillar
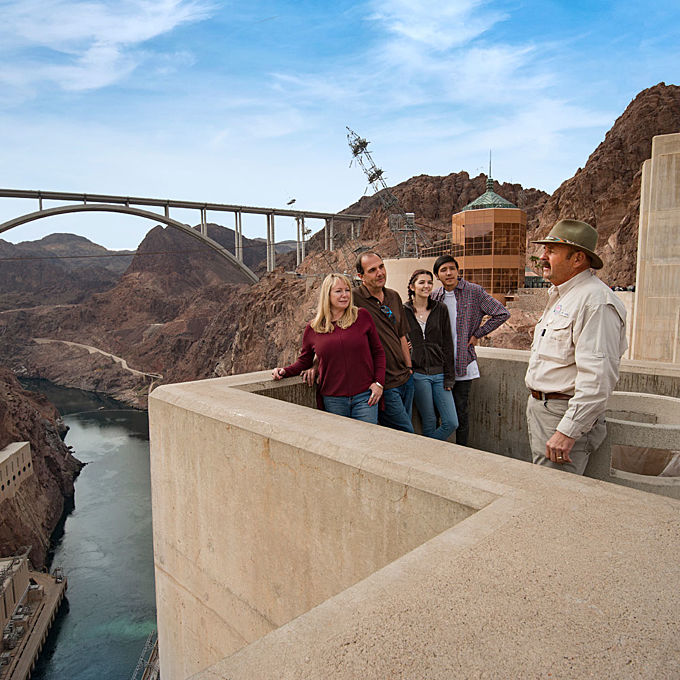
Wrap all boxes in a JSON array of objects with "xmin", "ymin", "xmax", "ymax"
[
  {"xmin": 324, "ymin": 219, "xmax": 329, "ymax": 251},
  {"xmin": 270, "ymin": 213, "xmax": 276, "ymax": 271},
  {"xmin": 329, "ymin": 217, "xmax": 335, "ymax": 251},
  {"xmin": 630, "ymin": 133, "xmax": 680, "ymax": 363},
  {"xmin": 235, "ymin": 211, "xmax": 243, "ymax": 263},
  {"xmin": 301, "ymin": 216, "xmax": 306, "ymax": 262},
  {"xmin": 296, "ymin": 217, "xmax": 301, "ymax": 267},
  {"xmin": 265, "ymin": 214, "xmax": 276, "ymax": 272},
  {"xmin": 200, "ymin": 207, "xmax": 207, "ymax": 237}
]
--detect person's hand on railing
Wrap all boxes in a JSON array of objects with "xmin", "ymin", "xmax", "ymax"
[{"xmin": 271, "ymin": 367, "xmax": 286, "ymax": 380}]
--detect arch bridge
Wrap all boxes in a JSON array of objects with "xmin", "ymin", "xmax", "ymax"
[{"xmin": 0, "ymin": 189, "xmax": 367, "ymax": 283}]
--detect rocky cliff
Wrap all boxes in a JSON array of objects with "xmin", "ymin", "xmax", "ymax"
[
  {"xmin": 533, "ymin": 82, "xmax": 680, "ymax": 286},
  {"xmin": 0, "ymin": 368, "xmax": 82, "ymax": 567}
]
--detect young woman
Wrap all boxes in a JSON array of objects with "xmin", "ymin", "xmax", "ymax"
[
  {"xmin": 272, "ymin": 273, "xmax": 385, "ymax": 424},
  {"xmin": 404, "ymin": 269, "xmax": 458, "ymax": 440}
]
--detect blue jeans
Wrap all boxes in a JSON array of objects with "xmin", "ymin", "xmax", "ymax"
[
  {"xmin": 413, "ymin": 373, "xmax": 458, "ymax": 440},
  {"xmin": 323, "ymin": 389, "xmax": 378, "ymax": 424},
  {"xmin": 379, "ymin": 374, "xmax": 414, "ymax": 433}
]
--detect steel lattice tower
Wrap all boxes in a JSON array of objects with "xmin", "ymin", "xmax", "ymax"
[{"xmin": 346, "ymin": 127, "xmax": 426, "ymax": 257}]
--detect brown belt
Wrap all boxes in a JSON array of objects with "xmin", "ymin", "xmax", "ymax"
[{"xmin": 530, "ymin": 390, "xmax": 572, "ymax": 401}]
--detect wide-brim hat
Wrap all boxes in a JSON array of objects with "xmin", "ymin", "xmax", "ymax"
[{"xmin": 531, "ymin": 219, "xmax": 603, "ymax": 270}]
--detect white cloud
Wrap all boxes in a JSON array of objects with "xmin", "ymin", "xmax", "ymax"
[
  {"xmin": 368, "ymin": 0, "xmax": 506, "ymax": 51},
  {"xmin": 0, "ymin": 0, "xmax": 216, "ymax": 92}
]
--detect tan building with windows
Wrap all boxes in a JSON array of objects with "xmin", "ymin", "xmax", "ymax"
[
  {"xmin": 451, "ymin": 178, "xmax": 527, "ymax": 299},
  {"xmin": 0, "ymin": 442, "xmax": 33, "ymax": 502}
]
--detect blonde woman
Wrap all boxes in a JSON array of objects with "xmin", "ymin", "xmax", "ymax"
[{"xmin": 272, "ymin": 273, "xmax": 385, "ymax": 423}]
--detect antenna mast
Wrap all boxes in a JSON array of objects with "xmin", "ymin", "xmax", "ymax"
[{"xmin": 346, "ymin": 126, "xmax": 427, "ymax": 257}]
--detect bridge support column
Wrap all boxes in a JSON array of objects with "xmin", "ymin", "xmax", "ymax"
[
  {"xmin": 235, "ymin": 211, "xmax": 243, "ymax": 263},
  {"xmin": 329, "ymin": 217, "xmax": 334, "ymax": 251},
  {"xmin": 296, "ymin": 217, "xmax": 301, "ymax": 267},
  {"xmin": 200, "ymin": 207, "xmax": 207, "ymax": 237},
  {"xmin": 324, "ymin": 219, "xmax": 329, "ymax": 251},
  {"xmin": 266, "ymin": 213, "xmax": 276, "ymax": 272},
  {"xmin": 301, "ymin": 216, "xmax": 306, "ymax": 263}
]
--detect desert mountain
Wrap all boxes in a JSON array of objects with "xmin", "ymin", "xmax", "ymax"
[
  {"xmin": 533, "ymin": 82, "xmax": 680, "ymax": 285},
  {"xmin": 0, "ymin": 234, "xmax": 129, "ymax": 311}
]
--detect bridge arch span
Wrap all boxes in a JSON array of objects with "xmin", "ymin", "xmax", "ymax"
[{"xmin": 0, "ymin": 203, "xmax": 259, "ymax": 283}]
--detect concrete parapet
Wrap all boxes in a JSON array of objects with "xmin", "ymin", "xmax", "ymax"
[
  {"xmin": 149, "ymin": 360, "xmax": 680, "ymax": 680},
  {"xmin": 471, "ymin": 348, "xmax": 680, "ymax": 487}
]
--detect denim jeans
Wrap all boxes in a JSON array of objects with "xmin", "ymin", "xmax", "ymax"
[
  {"xmin": 379, "ymin": 374, "xmax": 414, "ymax": 433},
  {"xmin": 323, "ymin": 389, "xmax": 378, "ymax": 424},
  {"xmin": 413, "ymin": 372, "xmax": 458, "ymax": 440}
]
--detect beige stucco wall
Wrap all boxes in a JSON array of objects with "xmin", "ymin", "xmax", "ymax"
[
  {"xmin": 384, "ymin": 256, "xmax": 438, "ymax": 299},
  {"xmin": 631, "ymin": 132, "xmax": 680, "ymax": 363}
]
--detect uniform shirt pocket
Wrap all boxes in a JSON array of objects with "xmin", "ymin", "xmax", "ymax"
[{"xmin": 537, "ymin": 318, "xmax": 574, "ymax": 364}]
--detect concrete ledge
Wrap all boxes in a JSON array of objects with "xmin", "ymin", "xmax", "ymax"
[{"xmin": 150, "ymin": 367, "xmax": 680, "ymax": 680}]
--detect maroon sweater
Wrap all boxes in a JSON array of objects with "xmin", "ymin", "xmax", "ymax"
[{"xmin": 283, "ymin": 308, "xmax": 386, "ymax": 397}]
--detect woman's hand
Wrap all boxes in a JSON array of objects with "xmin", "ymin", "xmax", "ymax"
[
  {"xmin": 368, "ymin": 382, "xmax": 383, "ymax": 406},
  {"xmin": 271, "ymin": 367, "xmax": 286, "ymax": 380}
]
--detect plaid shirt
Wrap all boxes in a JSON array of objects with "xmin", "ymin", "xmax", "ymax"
[{"xmin": 431, "ymin": 279, "xmax": 510, "ymax": 377}]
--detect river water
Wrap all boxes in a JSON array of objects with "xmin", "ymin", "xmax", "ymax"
[{"xmin": 20, "ymin": 380, "xmax": 156, "ymax": 680}]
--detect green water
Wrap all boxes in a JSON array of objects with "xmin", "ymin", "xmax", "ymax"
[{"xmin": 21, "ymin": 380, "xmax": 156, "ymax": 680}]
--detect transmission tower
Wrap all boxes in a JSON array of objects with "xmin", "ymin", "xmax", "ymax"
[{"xmin": 346, "ymin": 127, "xmax": 428, "ymax": 257}]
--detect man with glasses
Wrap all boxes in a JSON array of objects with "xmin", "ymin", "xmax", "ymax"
[{"xmin": 354, "ymin": 251, "xmax": 414, "ymax": 433}]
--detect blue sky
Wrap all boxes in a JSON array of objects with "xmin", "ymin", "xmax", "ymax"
[{"xmin": 0, "ymin": 0, "xmax": 678, "ymax": 249}]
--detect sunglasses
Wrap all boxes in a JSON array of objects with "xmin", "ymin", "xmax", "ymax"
[{"xmin": 379, "ymin": 304, "xmax": 396, "ymax": 323}]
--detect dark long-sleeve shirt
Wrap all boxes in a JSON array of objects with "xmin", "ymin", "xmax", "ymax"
[
  {"xmin": 283, "ymin": 307, "xmax": 386, "ymax": 397},
  {"xmin": 404, "ymin": 301, "xmax": 455, "ymax": 388}
]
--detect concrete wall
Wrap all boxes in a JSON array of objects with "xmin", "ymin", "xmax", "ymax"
[
  {"xmin": 631, "ymin": 132, "xmax": 680, "ymax": 363},
  {"xmin": 384, "ymin": 256, "xmax": 439, "ymax": 299},
  {"xmin": 0, "ymin": 442, "xmax": 33, "ymax": 502},
  {"xmin": 149, "ymin": 367, "xmax": 680, "ymax": 680},
  {"xmin": 470, "ymin": 347, "xmax": 680, "ymax": 496},
  {"xmin": 150, "ymin": 378, "xmax": 480, "ymax": 680}
]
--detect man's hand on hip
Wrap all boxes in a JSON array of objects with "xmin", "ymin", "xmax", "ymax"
[{"xmin": 545, "ymin": 430, "xmax": 576, "ymax": 464}]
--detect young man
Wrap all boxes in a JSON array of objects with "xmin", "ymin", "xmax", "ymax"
[
  {"xmin": 525, "ymin": 219, "xmax": 627, "ymax": 474},
  {"xmin": 354, "ymin": 251, "xmax": 414, "ymax": 433},
  {"xmin": 431, "ymin": 255, "xmax": 510, "ymax": 446}
]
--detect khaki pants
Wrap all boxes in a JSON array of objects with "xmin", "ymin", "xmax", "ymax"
[{"xmin": 526, "ymin": 396, "xmax": 607, "ymax": 475}]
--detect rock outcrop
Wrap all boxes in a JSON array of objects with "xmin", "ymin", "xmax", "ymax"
[
  {"xmin": 0, "ymin": 368, "xmax": 82, "ymax": 567},
  {"xmin": 533, "ymin": 83, "xmax": 680, "ymax": 286}
]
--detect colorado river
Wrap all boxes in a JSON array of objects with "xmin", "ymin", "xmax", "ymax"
[{"xmin": 21, "ymin": 380, "xmax": 156, "ymax": 680}]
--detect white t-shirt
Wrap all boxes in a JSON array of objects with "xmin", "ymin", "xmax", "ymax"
[{"xmin": 442, "ymin": 289, "xmax": 480, "ymax": 381}]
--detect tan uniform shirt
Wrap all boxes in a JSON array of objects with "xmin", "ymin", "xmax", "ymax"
[{"xmin": 525, "ymin": 269, "xmax": 627, "ymax": 439}]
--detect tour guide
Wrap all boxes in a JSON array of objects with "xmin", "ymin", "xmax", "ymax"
[
  {"xmin": 525, "ymin": 219, "xmax": 627, "ymax": 474},
  {"xmin": 354, "ymin": 251, "xmax": 415, "ymax": 433}
]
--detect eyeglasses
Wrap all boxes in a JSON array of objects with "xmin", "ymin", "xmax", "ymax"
[{"xmin": 379, "ymin": 304, "xmax": 396, "ymax": 324}]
